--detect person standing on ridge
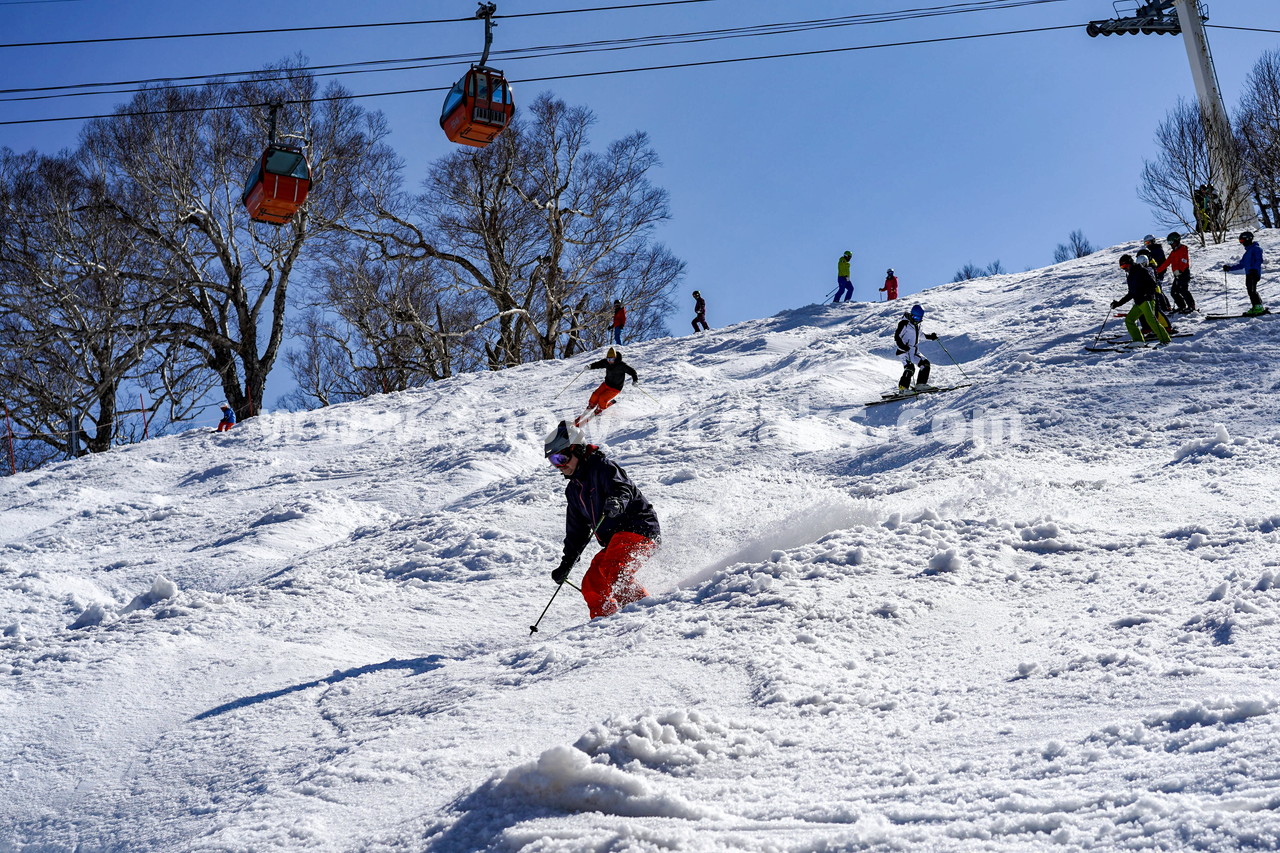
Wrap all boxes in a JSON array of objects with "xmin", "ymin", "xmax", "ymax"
[
  {"xmin": 544, "ymin": 420, "xmax": 659, "ymax": 620},
  {"xmin": 691, "ymin": 290, "xmax": 710, "ymax": 333},
  {"xmin": 610, "ymin": 300, "xmax": 626, "ymax": 346},
  {"xmin": 1223, "ymin": 231, "xmax": 1267, "ymax": 316},
  {"xmin": 1156, "ymin": 231, "xmax": 1195, "ymax": 313},
  {"xmin": 1112, "ymin": 254, "xmax": 1172, "ymax": 344},
  {"xmin": 893, "ymin": 304, "xmax": 939, "ymax": 391},
  {"xmin": 880, "ymin": 268, "xmax": 899, "ymax": 301},
  {"xmin": 576, "ymin": 347, "xmax": 639, "ymax": 426},
  {"xmin": 834, "ymin": 251, "xmax": 854, "ymax": 303},
  {"xmin": 216, "ymin": 405, "xmax": 236, "ymax": 432}
]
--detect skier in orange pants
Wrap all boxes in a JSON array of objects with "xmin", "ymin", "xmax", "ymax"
[
  {"xmin": 575, "ymin": 347, "xmax": 639, "ymax": 426},
  {"xmin": 544, "ymin": 421, "xmax": 660, "ymax": 620}
]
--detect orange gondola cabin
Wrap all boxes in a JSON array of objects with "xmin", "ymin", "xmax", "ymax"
[
  {"xmin": 440, "ymin": 67, "xmax": 514, "ymax": 148},
  {"xmin": 242, "ymin": 143, "xmax": 311, "ymax": 225}
]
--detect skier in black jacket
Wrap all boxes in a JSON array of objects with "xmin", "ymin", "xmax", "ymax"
[
  {"xmin": 544, "ymin": 420, "xmax": 660, "ymax": 619},
  {"xmin": 1112, "ymin": 254, "xmax": 1172, "ymax": 344},
  {"xmin": 575, "ymin": 347, "xmax": 639, "ymax": 426}
]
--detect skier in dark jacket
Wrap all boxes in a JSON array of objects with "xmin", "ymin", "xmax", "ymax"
[
  {"xmin": 545, "ymin": 420, "xmax": 659, "ymax": 619},
  {"xmin": 576, "ymin": 347, "xmax": 638, "ymax": 426},
  {"xmin": 691, "ymin": 290, "xmax": 709, "ymax": 333},
  {"xmin": 1223, "ymin": 231, "xmax": 1267, "ymax": 316},
  {"xmin": 1142, "ymin": 235, "xmax": 1167, "ymax": 281},
  {"xmin": 1112, "ymin": 254, "xmax": 1172, "ymax": 344}
]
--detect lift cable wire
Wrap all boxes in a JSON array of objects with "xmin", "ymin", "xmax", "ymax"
[
  {"xmin": 1204, "ymin": 24, "xmax": 1280, "ymax": 35},
  {"xmin": 0, "ymin": 0, "xmax": 1062, "ymax": 51},
  {"xmin": 0, "ymin": 0, "xmax": 1070, "ymax": 104},
  {"xmin": 0, "ymin": 0, "xmax": 732, "ymax": 50},
  {"xmin": 0, "ymin": 23, "xmax": 1082, "ymax": 127}
]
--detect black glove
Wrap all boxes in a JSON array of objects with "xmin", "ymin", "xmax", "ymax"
[
  {"xmin": 1110, "ymin": 300, "xmax": 1121, "ymax": 309},
  {"xmin": 551, "ymin": 555, "xmax": 574, "ymax": 585},
  {"xmin": 924, "ymin": 333, "xmax": 939, "ymax": 341},
  {"xmin": 632, "ymin": 376, "xmax": 639, "ymax": 384},
  {"xmin": 604, "ymin": 496, "xmax": 626, "ymax": 518},
  {"xmin": 1222, "ymin": 263, "xmax": 1231, "ymax": 270}
]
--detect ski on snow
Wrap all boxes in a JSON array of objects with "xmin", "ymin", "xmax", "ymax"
[
  {"xmin": 1085, "ymin": 342, "xmax": 1167, "ymax": 353},
  {"xmin": 1098, "ymin": 332, "xmax": 1193, "ymax": 344},
  {"xmin": 865, "ymin": 384, "xmax": 972, "ymax": 406},
  {"xmin": 1201, "ymin": 309, "xmax": 1272, "ymax": 321}
]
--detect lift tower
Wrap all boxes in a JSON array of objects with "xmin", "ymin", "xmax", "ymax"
[{"xmin": 1088, "ymin": 1, "xmax": 1256, "ymax": 229}]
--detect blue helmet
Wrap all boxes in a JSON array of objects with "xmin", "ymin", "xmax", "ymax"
[{"xmin": 909, "ymin": 304, "xmax": 924, "ymax": 322}]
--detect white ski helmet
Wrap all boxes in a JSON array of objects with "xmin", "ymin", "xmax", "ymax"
[{"xmin": 544, "ymin": 420, "xmax": 585, "ymax": 457}]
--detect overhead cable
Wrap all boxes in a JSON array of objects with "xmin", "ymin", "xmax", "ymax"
[{"xmin": 0, "ymin": 24, "xmax": 1083, "ymax": 127}]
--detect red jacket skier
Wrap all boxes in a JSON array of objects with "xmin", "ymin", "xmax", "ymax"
[
  {"xmin": 545, "ymin": 421, "xmax": 659, "ymax": 619},
  {"xmin": 1155, "ymin": 232, "xmax": 1195, "ymax": 313},
  {"xmin": 880, "ymin": 269, "xmax": 899, "ymax": 301},
  {"xmin": 610, "ymin": 300, "xmax": 626, "ymax": 346}
]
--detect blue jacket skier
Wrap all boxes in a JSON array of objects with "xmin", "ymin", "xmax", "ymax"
[{"xmin": 1223, "ymin": 231, "xmax": 1266, "ymax": 315}]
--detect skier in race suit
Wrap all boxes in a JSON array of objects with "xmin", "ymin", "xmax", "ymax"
[
  {"xmin": 545, "ymin": 421, "xmax": 659, "ymax": 619},
  {"xmin": 894, "ymin": 304, "xmax": 938, "ymax": 391},
  {"xmin": 576, "ymin": 347, "xmax": 639, "ymax": 426},
  {"xmin": 1223, "ymin": 231, "xmax": 1267, "ymax": 316},
  {"xmin": 1112, "ymin": 254, "xmax": 1172, "ymax": 344}
]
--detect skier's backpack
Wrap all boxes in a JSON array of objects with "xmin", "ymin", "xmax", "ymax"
[{"xmin": 894, "ymin": 317, "xmax": 911, "ymax": 353}]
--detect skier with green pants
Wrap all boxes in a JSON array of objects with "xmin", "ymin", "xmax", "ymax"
[{"xmin": 1112, "ymin": 253, "xmax": 1171, "ymax": 345}]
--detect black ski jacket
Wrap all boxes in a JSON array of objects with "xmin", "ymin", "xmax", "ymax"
[
  {"xmin": 1145, "ymin": 242, "xmax": 1167, "ymax": 276},
  {"xmin": 588, "ymin": 357, "xmax": 639, "ymax": 390},
  {"xmin": 1116, "ymin": 264, "xmax": 1158, "ymax": 308},
  {"xmin": 562, "ymin": 450, "xmax": 660, "ymax": 565}
]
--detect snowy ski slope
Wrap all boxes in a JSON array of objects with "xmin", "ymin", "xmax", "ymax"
[{"xmin": 2, "ymin": 235, "xmax": 1279, "ymax": 852}]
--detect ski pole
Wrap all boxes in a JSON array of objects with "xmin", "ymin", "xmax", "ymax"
[
  {"xmin": 552, "ymin": 366, "xmax": 589, "ymax": 401},
  {"xmin": 1092, "ymin": 304, "xmax": 1111, "ymax": 346},
  {"xmin": 633, "ymin": 384, "xmax": 660, "ymax": 404},
  {"xmin": 529, "ymin": 583, "xmax": 565, "ymax": 635},
  {"xmin": 1222, "ymin": 268, "xmax": 1230, "ymax": 316},
  {"xmin": 933, "ymin": 338, "xmax": 972, "ymax": 382},
  {"xmin": 824, "ymin": 286, "xmax": 838, "ymax": 301},
  {"xmin": 530, "ymin": 515, "xmax": 603, "ymax": 634}
]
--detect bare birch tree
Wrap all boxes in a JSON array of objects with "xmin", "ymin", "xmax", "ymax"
[
  {"xmin": 1139, "ymin": 98, "xmax": 1250, "ymax": 245},
  {"xmin": 1236, "ymin": 50, "xmax": 1280, "ymax": 229},
  {"xmin": 79, "ymin": 61, "xmax": 395, "ymax": 420}
]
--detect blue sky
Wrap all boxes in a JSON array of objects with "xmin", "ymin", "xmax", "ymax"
[{"xmin": 2, "ymin": 0, "xmax": 1278, "ymax": 341}]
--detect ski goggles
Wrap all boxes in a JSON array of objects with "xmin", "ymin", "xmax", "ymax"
[{"xmin": 547, "ymin": 452, "xmax": 572, "ymax": 467}]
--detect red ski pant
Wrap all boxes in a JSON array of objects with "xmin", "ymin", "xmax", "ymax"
[
  {"xmin": 216, "ymin": 421, "xmax": 234, "ymax": 432},
  {"xmin": 581, "ymin": 531, "xmax": 653, "ymax": 618},
  {"xmin": 587, "ymin": 383, "xmax": 621, "ymax": 414}
]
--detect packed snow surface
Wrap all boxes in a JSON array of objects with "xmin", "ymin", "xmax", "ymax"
[{"xmin": 3, "ymin": 237, "xmax": 1280, "ymax": 852}]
